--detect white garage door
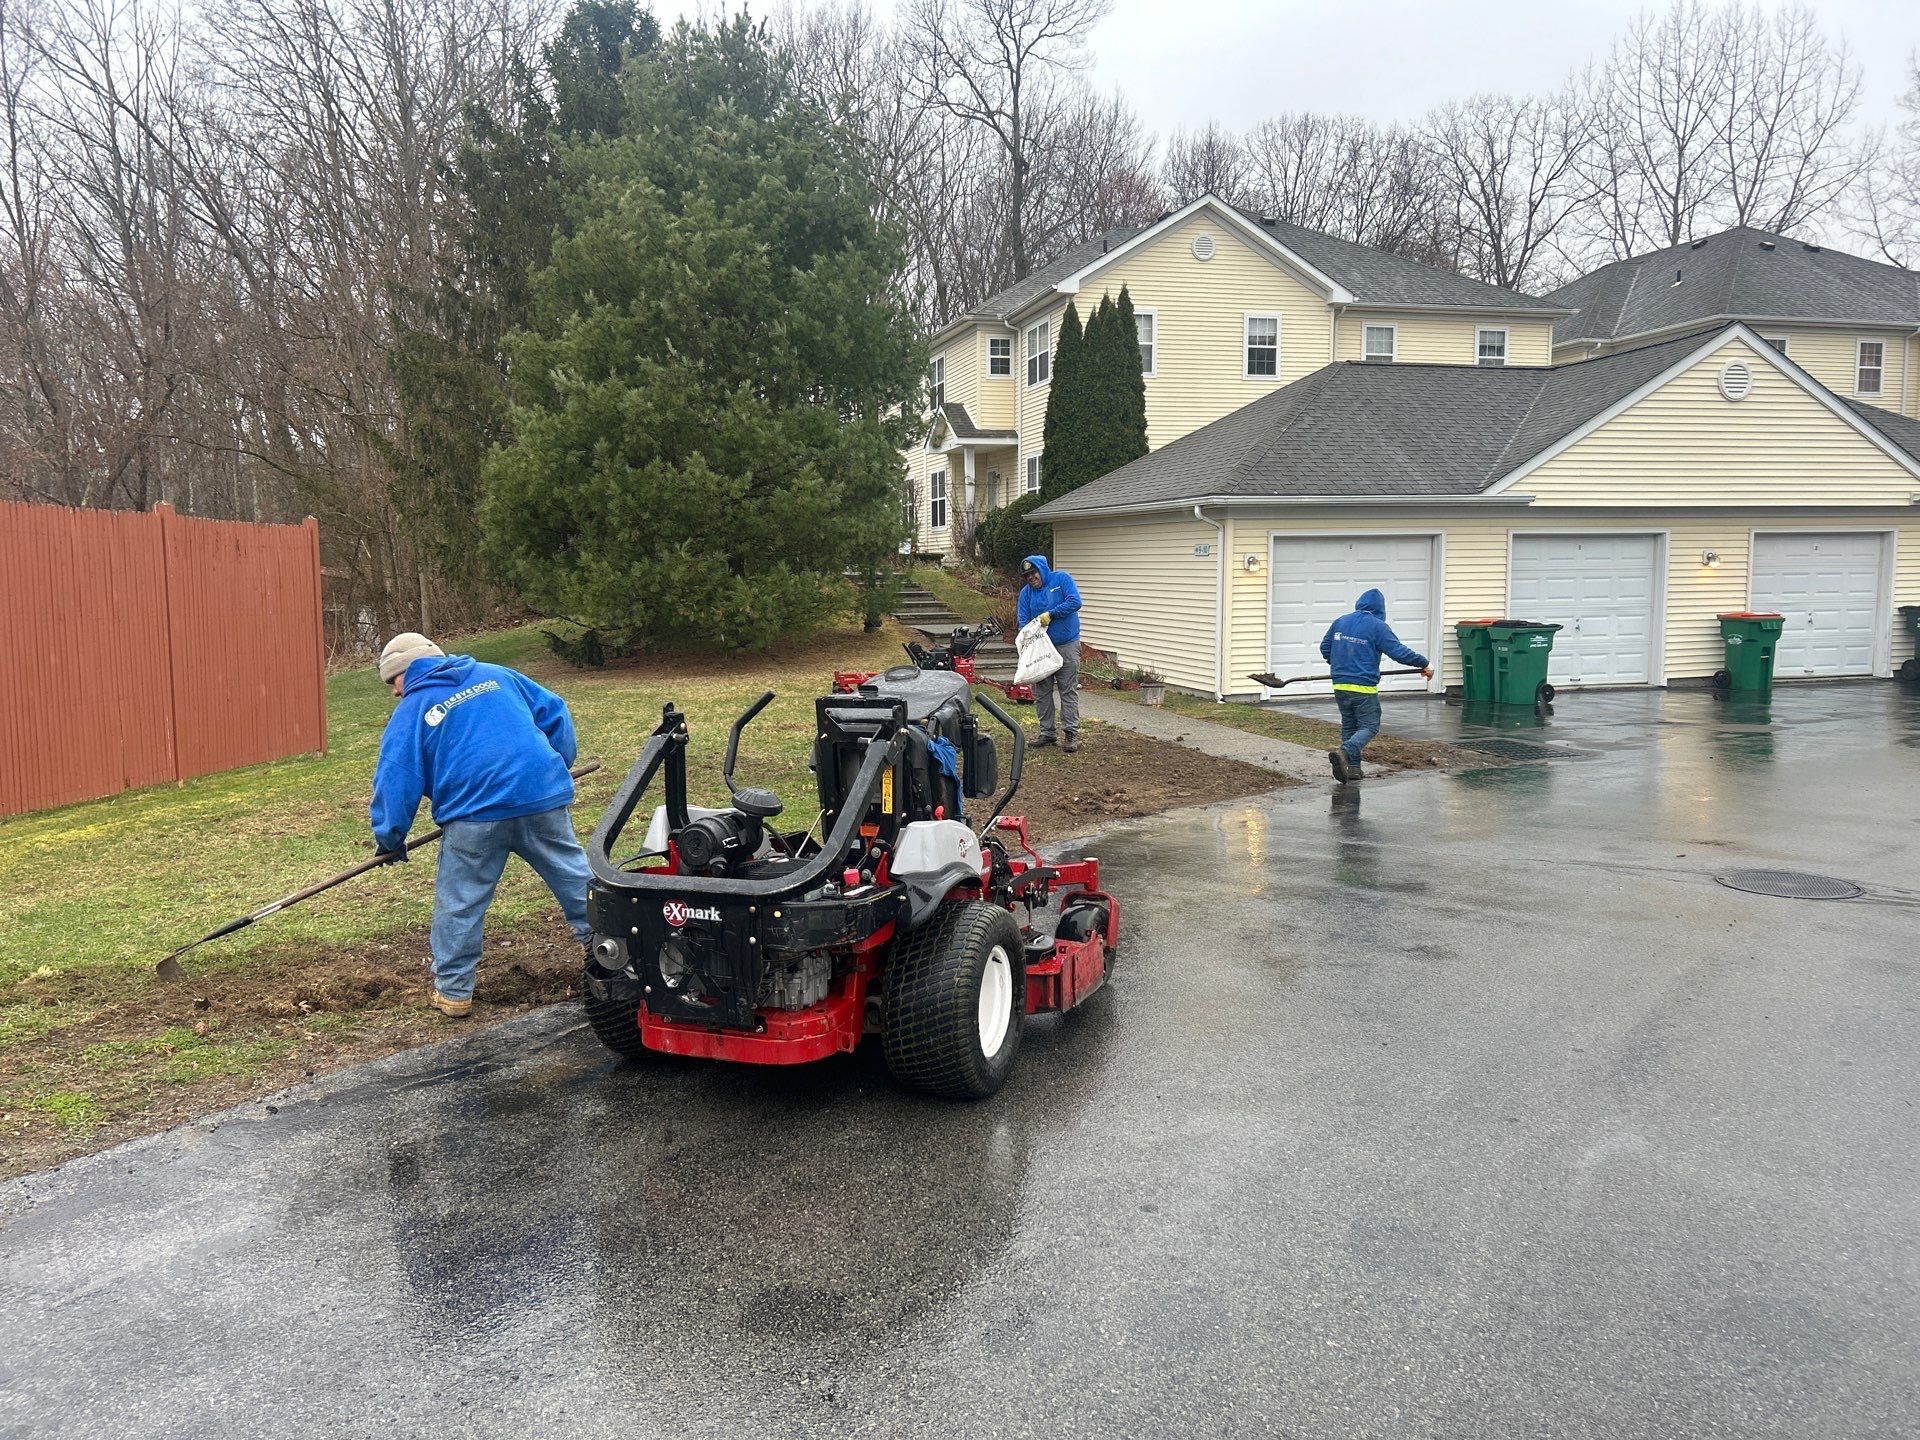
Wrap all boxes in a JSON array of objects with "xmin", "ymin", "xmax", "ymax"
[
  {"xmin": 1509, "ymin": 534, "xmax": 1659, "ymax": 687},
  {"xmin": 1750, "ymin": 532, "xmax": 1885, "ymax": 677},
  {"xmin": 1268, "ymin": 535, "xmax": 1434, "ymax": 695}
]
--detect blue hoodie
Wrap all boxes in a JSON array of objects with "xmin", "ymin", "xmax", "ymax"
[
  {"xmin": 1319, "ymin": 589, "xmax": 1428, "ymax": 692},
  {"xmin": 1015, "ymin": 554, "xmax": 1083, "ymax": 645},
  {"xmin": 370, "ymin": 655, "xmax": 578, "ymax": 852}
]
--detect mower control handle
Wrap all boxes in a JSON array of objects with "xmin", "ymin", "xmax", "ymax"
[
  {"xmin": 724, "ymin": 690, "xmax": 776, "ymax": 797},
  {"xmin": 974, "ymin": 688, "xmax": 1024, "ymax": 830}
]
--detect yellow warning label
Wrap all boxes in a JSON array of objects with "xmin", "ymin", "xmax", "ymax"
[{"xmin": 881, "ymin": 767, "xmax": 895, "ymax": 812}]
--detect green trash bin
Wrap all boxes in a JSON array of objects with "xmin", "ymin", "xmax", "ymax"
[
  {"xmin": 1896, "ymin": 605, "xmax": 1918, "ymax": 683},
  {"xmin": 1455, "ymin": 619, "xmax": 1563, "ymax": 706},
  {"xmin": 1715, "ymin": 612, "xmax": 1785, "ymax": 693}
]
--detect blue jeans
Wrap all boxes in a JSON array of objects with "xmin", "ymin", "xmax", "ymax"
[
  {"xmin": 431, "ymin": 806, "xmax": 592, "ymax": 1000},
  {"xmin": 1335, "ymin": 691, "xmax": 1382, "ymax": 763}
]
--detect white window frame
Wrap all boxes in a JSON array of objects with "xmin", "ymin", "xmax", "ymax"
[
  {"xmin": 1856, "ymin": 338, "xmax": 1885, "ymax": 396},
  {"xmin": 1024, "ymin": 455, "xmax": 1041, "ymax": 494},
  {"xmin": 928, "ymin": 468, "xmax": 948, "ymax": 530},
  {"xmin": 1475, "ymin": 327, "xmax": 1508, "ymax": 367},
  {"xmin": 928, "ymin": 354, "xmax": 944, "ymax": 412},
  {"xmin": 1026, "ymin": 321, "xmax": 1050, "ymax": 387},
  {"xmin": 1135, "ymin": 308, "xmax": 1157, "ymax": 377},
  {"xmin": 1762, "ymin": 334, "xmax": 1790, "ymax": 356},
  {"xmin": 1362, "ymin": 323, "xmax": 1397, "ymax": 363},
  {"xmin": 1243, "ymin": 313, "xmax": 1280, "ymax": 380},
  {"xmin": 987, "ymin": 335, "xmax": 1012, "ymax": 378}
]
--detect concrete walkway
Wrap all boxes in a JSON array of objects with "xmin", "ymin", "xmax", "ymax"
[{"xmin": 1078, "ymin": 688, "xmax": 1332, "ymax": 782}]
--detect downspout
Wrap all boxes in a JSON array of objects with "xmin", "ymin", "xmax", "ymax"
[{"xmin": 1195, "ymin": 504, "xmax": 1227, "ymax": 701}]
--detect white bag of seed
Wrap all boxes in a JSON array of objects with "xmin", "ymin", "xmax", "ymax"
[{"xmin": 1013, "ymin": 616, "xmax": 1062, "ymax": 686}]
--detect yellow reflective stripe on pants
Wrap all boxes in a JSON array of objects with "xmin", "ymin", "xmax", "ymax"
[{"xmin": 1331, "ymin": 683, "xmax": 1378, "ymax": 694}]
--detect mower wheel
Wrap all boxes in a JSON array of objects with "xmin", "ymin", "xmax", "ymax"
[
  {"xmin": 883, "ymin": 901, "xmax": 1026, "ymax": 1099},
  {"xmin": 581, "ymin": 962, "xmax": 653, "ymax": 1062}
]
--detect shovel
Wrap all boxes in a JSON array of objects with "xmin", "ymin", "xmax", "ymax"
[
  {"xmin": 1247, "ymin": 669, "xmax": 1427, "ymax": 689},
  {"xmin": 155, "ymin": 761, "xmax": 601, "ymax": 980}
]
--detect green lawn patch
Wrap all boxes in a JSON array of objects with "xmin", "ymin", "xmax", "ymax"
[{"xmin": 907, "ymin": 565, "xmax": 1011, "ymax": 624}]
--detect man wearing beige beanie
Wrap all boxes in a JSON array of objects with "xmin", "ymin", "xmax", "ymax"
[{"xmin": 371, "ymin": 632, "xmax": 592, "ymax": 1017}]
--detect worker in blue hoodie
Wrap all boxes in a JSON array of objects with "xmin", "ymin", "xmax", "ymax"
[
  {"xmin": 370, "ymin": 632, "xmax": 591, "ymax": 1017},
  {"xmin": 1016, "ymin": 554, "xmax": 1085, "ymax": 751},
  {"xmin": 1319, "ymin": 589, "xmax": 1432, "ymax": 784}
]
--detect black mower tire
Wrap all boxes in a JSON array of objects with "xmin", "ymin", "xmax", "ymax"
[
  {"xmin": 581, "ymin": 963, "xmax": 653, "ymax": 1062},
  {"xmin": 883, "ymin": 901, "xmax": 1026, "ymax": 1100}
]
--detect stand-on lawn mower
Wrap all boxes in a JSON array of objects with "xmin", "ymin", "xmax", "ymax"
[
  {"xmin": 581, "ymin": 667, "xmax": 1116, "ymax": 1097},
  {"xmin": 834, "ymin": 617, "xmax": 1035, "ymax": 705}
]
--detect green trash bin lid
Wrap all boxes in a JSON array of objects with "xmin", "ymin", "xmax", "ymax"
[
  {"xmin": 1717, "ymin": 611, "xmax": 1783, "ymax": 620},
  {"xmin": 1455, "ymin": 617, "xmax": 1562, "ymax": 630}
]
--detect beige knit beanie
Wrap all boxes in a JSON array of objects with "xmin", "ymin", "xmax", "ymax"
[{"xmin": 378, "ymin": 632, "xmax": 444, "ymax": 683}]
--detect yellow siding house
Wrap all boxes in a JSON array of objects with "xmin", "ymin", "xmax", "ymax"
[{"xmin": 1033, "ymin": 324, "xmax": 1920, "ymax": 698}]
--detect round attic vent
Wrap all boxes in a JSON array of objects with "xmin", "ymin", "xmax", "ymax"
[
  {"xmin": 1191, "ymin": 233, "xmax": 1216, "ymax": 261},
  {"xmin": 1718, "ymin": 361, "xmax": 1754, "ymax": 401}
]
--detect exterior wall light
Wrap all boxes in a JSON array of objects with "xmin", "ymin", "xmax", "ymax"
[
  {"xmin": 1244, "ymin": 553, "xmax": 1262, "ymax": 572},
  {"xmin": 1702, "ymin": 550, "xmax": 1721, "ymax": 568}
]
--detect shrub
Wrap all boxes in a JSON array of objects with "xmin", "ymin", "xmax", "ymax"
[{"xmin": 977, "ymin": 492, "xmax": 1052, "ymax": 574}]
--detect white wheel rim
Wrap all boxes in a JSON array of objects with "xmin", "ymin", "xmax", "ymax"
[{"xmin": 977, "ymin": 944, "xmax": 1013, "ymax": 1058}]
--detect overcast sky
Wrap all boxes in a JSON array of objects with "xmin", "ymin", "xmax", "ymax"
[{"xmin": 1088, "ymin": 0, "xmax": 1916, "ymax": 136}]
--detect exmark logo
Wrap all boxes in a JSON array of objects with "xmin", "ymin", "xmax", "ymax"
[{"xmin": 663, "ymin": 901, "xmax": 722, "ymax": 927}]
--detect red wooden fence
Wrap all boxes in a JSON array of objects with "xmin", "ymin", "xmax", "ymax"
[{"xmin": 0, "ymin": 501, "xmax": 327, "ymax": 818}]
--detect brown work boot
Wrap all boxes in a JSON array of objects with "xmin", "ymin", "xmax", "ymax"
[{"xmin": 427, "ymin": 988, "xmax": 472, "ymax": 1018}]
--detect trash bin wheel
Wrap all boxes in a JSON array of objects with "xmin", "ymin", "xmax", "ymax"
[
  {"xmin": 1900, "ymin": 657, "xmax": 1920, "ymax": 684},
  {"xmin": 1536, "ymin": 681, "xmax": 1556, "ymax": 705},
  {"xmin": 1711, "ymin": 669, "xmax": 1732, "ymax": 697}
]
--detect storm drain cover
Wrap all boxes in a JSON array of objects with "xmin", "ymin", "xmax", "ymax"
[
  {"xmin": 1459, "ymin": 738, "xmax": 1580, "ymax": 761},
  {"xmin": 1714, "ymin": 869, "xmax": 1863, "ymax": 901}
]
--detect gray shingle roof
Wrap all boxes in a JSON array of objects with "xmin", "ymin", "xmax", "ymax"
[
  {"xmin": 958, "ymin": 201, "xmax": 1558, "ymax": 328},
  {"xmin": 1545, "ymin": 228, "xmax": 1920, "ymax": 346},
  {"xmin": 1030, "ymin": 324, "xmax": 1920, "ymax": 520},
  {"xmin": 939, "ymin": 403, "xmax": 1017, "ymax": 443}
]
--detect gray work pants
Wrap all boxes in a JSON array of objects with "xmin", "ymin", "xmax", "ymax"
[{"xmin": 1035, "ymin": 639, "xmax": 1081, "ymax": 738}]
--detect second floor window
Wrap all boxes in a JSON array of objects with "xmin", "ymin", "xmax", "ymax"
[
  {"xmin": 1024, "ymin": 455, "xmax": 1041, "ymax": 493},
  {"xmin": 1476, "ymin": 328, "xmax": 1507, "ymax": 367},
  {"xmin": 1027, "ymin": 321, "xmax": 1050, "ymax": 386},
  {"xmin": 1244, "ymin": 315, "xmax": 1279, "ymax": 377},
  {"xmin": 1363, "ymin": 325, "xmax": 1396, "ymax": 363},
  {"xmin": 1857, "ymin": 340, "xmax": 1884, "ymax": 395},
  {"xmin": 1137, "ymin": 311, "xmax": 1156, "ymax": 376},
  {"xmin": 929, "ymin": 469, "xmax": 948, "ymax": 529},
  {"xmin": 988, "ymin": 336, "xmax": 1011, "ymax": 376},
  {"xmin": 928, "ymin": 355, "xmax": 944, "ymax": 412}
]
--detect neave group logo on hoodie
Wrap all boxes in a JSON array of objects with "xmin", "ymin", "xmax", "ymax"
[{"xmin": 423, "ymin": 678, "xmax": 502, "ymax": 728}]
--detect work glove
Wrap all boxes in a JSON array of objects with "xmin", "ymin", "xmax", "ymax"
[
  {"xmin": 1038, "ymin": 612, "xmax": 1052, "ymax": 627},
  {"xmin": 375, "ymin": 847, "xmax": 409, "ymax": 865}
]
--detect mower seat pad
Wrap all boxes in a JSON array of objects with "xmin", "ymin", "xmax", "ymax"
[{"xmin": 856, "ymin": 668, "xmax": 970, "ymax": 722}]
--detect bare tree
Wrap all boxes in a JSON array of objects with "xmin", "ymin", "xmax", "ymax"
[
  {"xmin": 901, "ymin": 0, "xmax": 1113, "ymax": 281},
  {"xmin": 1426, "ymin": 89, "xmax": 1593, "ymax": 292},
  {"xmin": 1850, "ymin": 54, "xmax": 1920, "ymax": 266},
  {"xmin": 1714, "ymin": 2, "xmax": 1866, "ymax": 232},
  {"xmin": 1159, "ymin": 122, "xmax": 1249, "ymax": 207}
]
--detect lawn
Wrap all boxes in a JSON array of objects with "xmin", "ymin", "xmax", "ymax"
[{"xmin": 0, "ymin": 615, "xmax": 1283, "ymax": 1176}]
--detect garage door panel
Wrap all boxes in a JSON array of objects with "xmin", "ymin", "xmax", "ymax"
[
  {"xmin": 1750, "ymin": 533, "xmax": 1882, "ymax": 678},
  {"xmin": 1268, "ymin": 536, "xmax": 1433, "ymax": 695},
  {"xmin": 1509, "ymin": 534, "xmax": 1659, "ymax": 687}
]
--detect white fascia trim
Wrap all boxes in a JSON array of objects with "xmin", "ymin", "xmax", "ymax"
[
  {"xmin": 1487, "ymin": 321, "xmax": 1920, "ymax": 495},
  {"xmin": 1573, "ymin": 313, "xmax": 1917, "ymax": 350},
  {"xmin": 926, "ymin": 312, "xmax": 994, "ymax": 350},
  {"xmin": 1343, "ymin": 301, "xmax": 1579, "ymax": 320},
  {"xmin": 1036, "ymin": 492, "xmax": 1538, "ymax": 522},
  {"xmin": 1026, "ymin": 196, "xmax": 1356, "ymax": 315}
]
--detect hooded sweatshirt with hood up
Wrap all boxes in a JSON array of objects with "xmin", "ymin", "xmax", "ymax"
[
  {"xmin": 1319, "ymin": 589, "xmax": 1428, "ymax": 692},
  {"xmin": 1015, "ymin": 554, "xmax": 1083, "ymax": 645},
  {"xmin": 370, "ymin": 654, "xmax": 578, "ymax": 852}
]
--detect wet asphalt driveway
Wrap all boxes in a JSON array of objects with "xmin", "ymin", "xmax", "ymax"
[{"xmin": 5, "ymin": 686, "xmax": 1920, "ymax": 1438}]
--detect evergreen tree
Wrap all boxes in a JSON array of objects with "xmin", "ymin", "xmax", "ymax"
[
  {"xmin": 1037, "ymin": 300, "xmax": 1084, "ymax": 499},
  {"xmin": 389, "ymin": 1, "xmax": 659, "ymax": 594},
  {"xmin": 480, "ymin": 17, "xmax": 923, "ymax": 652},
  {"xmin": 1113, "ymin": 285, "xmax": 1150, "ymax": 462}
]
